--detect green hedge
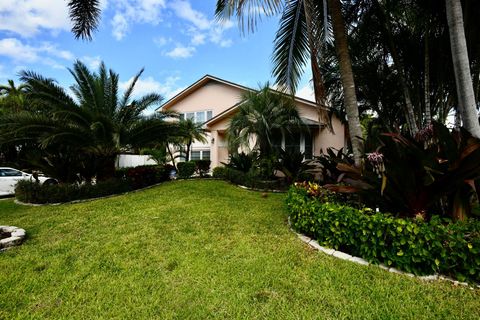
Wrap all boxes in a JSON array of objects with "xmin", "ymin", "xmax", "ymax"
[
  {"xmin": 286, "ymin": 185, "xmax": 480, "ymax": 283},
  {"xmin": 16, "ymin": 179, "xmax": 132, "ymax": 204},
  {"xmin": 177, "ymin": 161, "xmax": 196, "ymax": 179},
  {"xmin": 212, "ymin": 166, "xmax": 286, "ymax": 190},
  {"xmin": 16, "ymin": 165, "xmax": 171, "ymax": 204}
]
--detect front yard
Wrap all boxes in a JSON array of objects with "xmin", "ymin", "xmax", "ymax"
[{"xmin": 0, "ymin": 180, "xmax": 479, "ymax": 319}]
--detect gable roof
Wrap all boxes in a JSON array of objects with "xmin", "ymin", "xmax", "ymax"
[{"xmin": 156, "ymin": 75, "xmax": 254, "ymax": 112}]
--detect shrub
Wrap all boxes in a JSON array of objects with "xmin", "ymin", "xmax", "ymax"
[
  {"xmin": 16, "ymin": 165, "xmax": 172, "ymax": 204},
  {"xmin": 15, "ymin": 179, "xmax": 132, "ymax": 204},
  {"xmin": 224, "ymin": 152, "xmax": 256, "ymax": 173},
  {"xmin": 194, "ymin": 160, "xmax": 211, "ymax": 177},
  {"xmin": 212, "ymin": 166, "xmax": 228, "ymax": 179},
  {"xmin": 286, "ymin": 184, "xmax": 480, "ymax": 283},
  {"xmin": 125, "ymin": 165, "xmax": 166, "ymax": 189},
  {"xmin": 177, "ymin": 161, "xmax": 196, "ymax": 179}
]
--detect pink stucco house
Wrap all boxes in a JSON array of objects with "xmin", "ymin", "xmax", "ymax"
[{"xmin": 157, "ymin": 75, "xmax": 346, "ymax": 168}]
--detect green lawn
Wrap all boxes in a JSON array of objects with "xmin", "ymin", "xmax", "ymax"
[{"xmin": 0, "ymin": 180, "xmax": 479, "ymax": 319}]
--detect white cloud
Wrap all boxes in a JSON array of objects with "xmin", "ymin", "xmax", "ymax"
[
  {"xmin": 110, "ymin": 0, "xmax": 166, "ymax": 40},
  {"xmin": 0, "ymin": 0, "xmax": 70, "ymax": 37},
  {"xmin": 169, "ymin": 0, "xmax": 210, "ymax": 30},
  {"xmin": 0, "ymin": 38, "xmax": 74, "ymax": 69},
  {"xmin": 153, "ymin": 36, "xmax": 169, "ymax": 47},
  {"xmin": 165, "ymin": 45, "xmax": 196, "ymax": 59},
  {"xmin": 296, "ymin": 84, "xmax": 315, "ymax": 102},
  {"xmin": 81, "ymin": 56, "xmax": 102, "ymax": 70},
  {"xmin": 119, "ymin": 75, "xmax": 184, "ymax": 114},
  {"xmin": 191, "ymin": 33, "xmax": 206, "ymax": 46},
  {"xmin": 111, "ymin": 13, "xmax": 129, "ymax": 40}
]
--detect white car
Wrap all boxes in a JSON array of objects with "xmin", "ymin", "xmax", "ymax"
[{"xmin": 0, "ymin": 167, "xmax": 57, "ymax": 196}]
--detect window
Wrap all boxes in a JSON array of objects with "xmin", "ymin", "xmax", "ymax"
[
  {"xmin": 191, "ymin": 151, "xmax": 201, "ymax": 161},
  {"xmin": 179, "ymin": 110, "xmax": 213, "ymax": 124},
  {"xmin": 273, "ymin": 131, "xmax": 314, "ymax": 160},
  {"xmin": 196, "ymin": 112, "xmax": 205, "ymax": 123},
  {"xmin": 0, "ymin": 169, "xmax": 22, "ymax": 177},
  {"xmin": 186, "ymin": 112, "xmax": 195, "ymax": 121},
  {"xmin": 190, "ymin": 150, "xmax": 210, "ymax": 160}
]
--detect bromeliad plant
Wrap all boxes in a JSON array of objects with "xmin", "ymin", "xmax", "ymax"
[{"xmin": 325, "ymin": 122, "xmax": 480, "ymax": 221}]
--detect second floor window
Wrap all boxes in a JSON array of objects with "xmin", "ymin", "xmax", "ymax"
[{"xmin": 179, "ymin": 110, "xmax": 213, "ymax": 124}]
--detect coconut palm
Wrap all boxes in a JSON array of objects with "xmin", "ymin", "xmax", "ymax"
[
  {"xmin": 227, "ymin": 84, "xmax": 304, "ymax": 157},
  {"xmin": 216, "ymin": 0, "xmax": 364, "ymax": 166},
  {"xmin": 445, "ymin": 0, "xmax": 480, "ymax": 138},
  {"xmin": 0, "ymin": 60, "xmax": 178, "ymax": 181}
]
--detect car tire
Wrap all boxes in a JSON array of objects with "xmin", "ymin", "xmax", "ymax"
[{"xmin": 43, "ymin": 179, "xmax": 58, "ymax": 186}]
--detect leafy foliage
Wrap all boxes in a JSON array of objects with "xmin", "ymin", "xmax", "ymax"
[
  {"xmin": 325, "ymin": 123, "xmax": 480, "ymax": 220},
  {"xmin": 287, "ymin": 184, "xmax": 480, "ymax": 283},
  {"xmin": 194, "ymin": 160, "xmax": 211, "ymax": 177},
  {"xmin": 177, "ymin": 161, "xmax": 196, "ymax": 179}
]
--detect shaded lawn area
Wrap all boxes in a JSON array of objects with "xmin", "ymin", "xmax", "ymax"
[{"xmin": 0, "ymin": 180, "xmax": 479, "ymax": 319}]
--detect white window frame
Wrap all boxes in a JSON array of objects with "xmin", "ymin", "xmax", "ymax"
[
  {"xmin": 190, "ymin": 149, "xmax": 211, "ymax": 161},
  {"xmin": 280, "ymin": 132, "xmax": 314, "ymax": 159},
  {"xmin": 179, "ymin": 110, "xmax": 213, "ymax": 124}
]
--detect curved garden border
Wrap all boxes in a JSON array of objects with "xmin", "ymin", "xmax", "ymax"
[
  {"xmin": 0, "ymin": 226, "xmax": 26, "ymax": 251},
  {"xmin": 287, "ymin": 217, "xmax": 479, "ymax": 290}
]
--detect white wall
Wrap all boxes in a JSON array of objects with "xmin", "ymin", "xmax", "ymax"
[{"xmin": 116, "ymin": 154, "xmax": 157, "ymax": 168}]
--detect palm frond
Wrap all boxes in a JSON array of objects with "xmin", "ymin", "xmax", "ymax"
[
  {"xmin": 68, "ymin": 0, "xmax": 101, "ymax": 40},
  {"xmin": 215, "ymin": 0, "xmax": 284, "ymax": 33}
]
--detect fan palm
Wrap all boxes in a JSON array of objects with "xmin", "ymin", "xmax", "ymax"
[
  {"xmin": 0, "ymin": 60, "xmax": 177, "ymax": 181},
  {"xmin": 227, "ymin": 84, "xmax": 304, "ymax": 157}
]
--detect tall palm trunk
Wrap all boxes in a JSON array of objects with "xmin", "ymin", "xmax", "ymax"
[
  {"xmin": 327, "ymin": 0, "xmax": 363, "ymax": 166},
  {"xmin": 424, "ymin": 35, "xmax": 432, "ymax": 126},
  {"xmin": 446, "ymin": 0, "xmax": 480, "ymax": 138}
]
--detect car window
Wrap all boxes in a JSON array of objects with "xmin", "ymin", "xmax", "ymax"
[{"xmin": 0, "ymin": 169, "xmax": 23, "ymax": 177}]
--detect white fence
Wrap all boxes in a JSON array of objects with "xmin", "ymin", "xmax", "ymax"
[{"xmin": 116, "ymin": 154, "xmax": 157, "ymax": 168}]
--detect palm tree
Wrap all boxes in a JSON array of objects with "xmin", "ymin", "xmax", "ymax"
[
  {"xmin": 216, "ymin": 0, "xmax": 364, "ymax": 166},
  {"xmin": 0, "ymin": 60, "xmax": 178, "ymax": 181},
  {"xmin": 178, "ymin": 119, "xmax": 208, "ymax": 162},
  {"xmin": 67, "ymin": 0, "xmax": 101, "ymax": 40},
  {"xmin": 0, "ymin": 80, "xmax": 28, "ymax": 112},
  {"xmin": 227, "ymin": 84, "xmax": 304, "ymax": 157},
  {"xmin": 445, "ymin": 0, "xmax": 480, "ymax": 138}
]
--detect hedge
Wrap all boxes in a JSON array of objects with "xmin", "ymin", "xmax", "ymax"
[
  {"xmin": 212, "ymin": 166, "xmax": 286, "ymax": 190},
  {"xmin": 177, "ymin": 161, "xmax": 196, "ymax": 179},
  {"xmin": 286, "ymin": 185, "xmax": 480, "ymax": 283},
  {"xmin": 16, "ymin": 165, "xmax": 171, "ymax": 204}
]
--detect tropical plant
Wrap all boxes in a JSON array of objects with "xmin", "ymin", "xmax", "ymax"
[
  {"xmin": 67, "ymin": 0, "xmax": 101, "ymax": 40},
  {"xmin": 276, "ymin": 148, "xmax": 315, "ymax": 183},
  {"xmin": 227, "ymin": 84, "xmax": 304, "ymax": 157},
  {"xmin": 445, "ymin": 0, "xmax": 480, "ymax": 138},
  {"xmin": 325, "ymin": 123, "xmax": 480, "ymax": 221},
  {"xmin": 223, "ymin": 152, "xmax": 257, "ymax": 173},
  {"xmin": 0, "ymin": 80, "xmax": 28, "ymax": 113},
  {"xmin": 0, "ymin": 60, "xmax": 178, "ymax": 182},
  {"xmin": 216, "ymin": 0, "xmax": 364, "ymax": 166},
  {"xmin": 178, "ymin": 119, "xmax": 208, "ymax": 162}
]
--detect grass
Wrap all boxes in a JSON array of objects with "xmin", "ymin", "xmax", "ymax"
[{"xmin": 0, "ymin": 180, "xmax": 479, "ymax": 319}]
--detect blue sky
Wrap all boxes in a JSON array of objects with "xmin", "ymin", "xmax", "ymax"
[{"xmin": 0, "ymin": 0, "xmax": 314, "ymax": 113}]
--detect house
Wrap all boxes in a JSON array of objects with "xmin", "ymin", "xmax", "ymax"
[{"xmin": 157, "ymin": 75, "xmax": 346, "ymax": 168}]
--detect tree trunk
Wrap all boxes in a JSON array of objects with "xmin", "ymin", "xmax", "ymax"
[
  {"xmin": 327, "ymin": 0, "xmax": 363, "ymax": 167},
  {"xmin": 424, "ymin": 35, "xmax": 432, "ymax": 126},
  {"xmin": 446, "ymin": 0, "xmax": 480, "ymax": 138},
  {"xmin": 185, "ymin": 139, "xmax": 192, "ymax": 162}
]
